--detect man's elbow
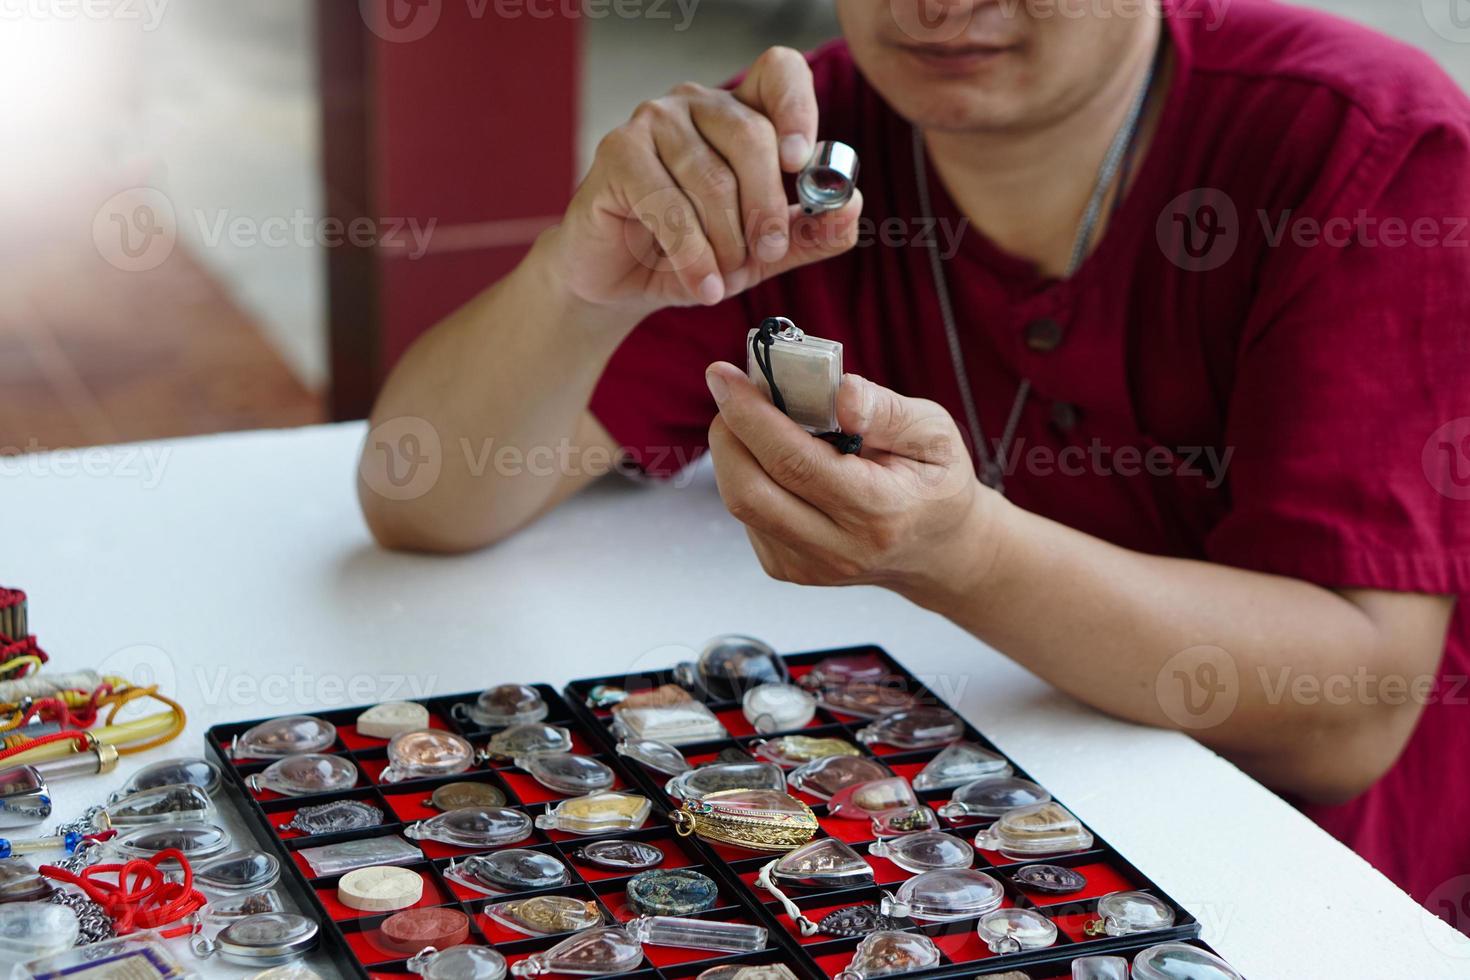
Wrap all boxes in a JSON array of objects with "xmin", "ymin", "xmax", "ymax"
[
  {"xmin": 1290, "ymin": 754, "xmax": 1394, "ymax": 808},
  {"xmin": 357, "ymin": 476, "xmax": 487, "ymax": 555},
  {"xmin": 360, "ymin": 497, "xmax": 422, "ymax": 553},
  {"xmin": 1237, "ymin": 697, "xmax": 1425, "ymax": 807}
]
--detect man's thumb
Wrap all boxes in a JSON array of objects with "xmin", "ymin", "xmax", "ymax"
[{"xmin": 835, "ymin": 373, "xmax": 952, "ymax": 456}]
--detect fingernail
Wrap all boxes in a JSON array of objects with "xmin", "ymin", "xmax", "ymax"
[
  {"xmin": 697, "ymin": 273, "xmax": 724, "ymax": 306},
  {"xmin": 757, "ymin": 231, "xmax": 788, "ymax": 263},
  {"xmin": 780, "ymin": 135, "xmax": 812, "ymax": 170},
  {"xmin": 706, "ymin": 367, "xmax": 730, "ymax": 405}
]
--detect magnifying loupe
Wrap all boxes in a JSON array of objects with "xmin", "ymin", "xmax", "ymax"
[{"xmin": 797, "ymin": 141, "xmax": 859, "ymax": 215}]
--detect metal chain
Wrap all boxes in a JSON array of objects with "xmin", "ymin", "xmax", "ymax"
[
  {"xmin": 913, "ymin": 42, "xmax": 1160, "ymax": 494},
  {"xmin": 48, "ymin": 888, "xmax": 114, "ymax": 944},
  {"xmin": 42, "ymin": 810, "xmax": 115, "ymax": 944},
  {"xmin": 51, "ymin": 805, "xmax": 108, "ymax": 842}
]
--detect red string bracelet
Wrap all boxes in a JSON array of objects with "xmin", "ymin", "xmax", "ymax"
[
  {"xmin": 0, "ymin": 587, "xmax": 45, "ymax": 674},
  {"xmin": 29, "ymin": 695, "xmax": 87, "ymax": 729},
  {"xmin": 40, "ymin": 848, "xmax": 207, "ymax": 938},
  {"xmin": 9, "ymin": 682, "xmax": 115, "ymax": 732}
]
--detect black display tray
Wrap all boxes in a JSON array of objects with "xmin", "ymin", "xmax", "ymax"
[
  {"xmin": 205, "ymin": 686, "xmax": 791, "ymax": 980},
  {"xmin": 566, "ymin": 645, "xmax": 1206, "ymax": 980},
  {"xmin": 203, "ymin": 648, "xmax": 1241, "ymax": 980}
]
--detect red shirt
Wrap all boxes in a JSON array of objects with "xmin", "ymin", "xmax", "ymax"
[{"xmin": 589, "ymin": 0, "xmax": 1470, "ymax": 919}]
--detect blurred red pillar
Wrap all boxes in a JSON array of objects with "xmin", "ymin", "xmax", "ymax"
[{"xmin": 319, "ymin": 0, "xmax": 580, "ymax": 419}]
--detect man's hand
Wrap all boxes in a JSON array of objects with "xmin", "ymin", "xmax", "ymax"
[
  {"xmin": 705, "ymin": 361, "xmax": 1001, "ymax": 603},
  {"xmin": 550, "ymin": 47, "xmax": 863, "ymax": 320}
]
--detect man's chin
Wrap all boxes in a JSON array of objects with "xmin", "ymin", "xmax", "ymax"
[{"xmin": 886, "ymin": 91, "xmax": 1032, "ymax": 135}]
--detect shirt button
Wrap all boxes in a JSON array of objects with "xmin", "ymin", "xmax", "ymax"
[
  {"xmin": 1025, "ymin": 317, "xmax": 1065, "ymax": 352},
  {"xmin": 1051, "ymin": 401, "xmax": 1080, "ymax": 433}
]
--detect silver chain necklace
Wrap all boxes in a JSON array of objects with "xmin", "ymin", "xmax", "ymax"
[{"xmin": 913, "ymin": 46, "xmax": 1160, "ymax": 493}]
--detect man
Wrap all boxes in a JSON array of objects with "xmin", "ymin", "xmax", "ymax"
[{"xmin": 359, "ymin": 0, "xmax": 1470, "ymax": 925}]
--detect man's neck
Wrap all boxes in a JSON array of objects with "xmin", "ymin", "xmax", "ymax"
[{"xmin": 923, "ymin": 21, "xmax": 1167, "ymax": 279}]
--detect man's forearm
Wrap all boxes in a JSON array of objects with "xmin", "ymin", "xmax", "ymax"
[
  {"xmin": 921, "ymin": 493, "xmax": 1452, "ymax": 804},
  {"xmin": 358, "ymin": 46, "xmax": 865, "ymax": 552},
  {"xmin": 359, "ymin": 231, "xmax": 637, "ymax": 553}
]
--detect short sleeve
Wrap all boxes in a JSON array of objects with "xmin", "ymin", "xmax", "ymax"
[
  {"xmin": 1205, "ymin": 119, "xmax": 1470, "ymax": 593},
  {"xmin": 588, "ymin": 295, "xmax": 753, "ymax": 479}
]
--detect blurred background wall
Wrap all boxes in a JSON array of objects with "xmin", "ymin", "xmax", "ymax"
[{"xmin": 0, "ymin": 0, "xmax": 1463, "ymax": 453}]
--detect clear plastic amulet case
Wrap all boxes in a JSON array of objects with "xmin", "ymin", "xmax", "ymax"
[{"xmin": 747, "ymin": 319, "xmax": 843, "ymax": 434}]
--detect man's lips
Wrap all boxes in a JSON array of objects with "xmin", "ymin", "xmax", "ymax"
[
  {"xmin": 899, "ymin": 41, "xmax": 1020, "ymax": 57},
  {"xmin": 894, "ymin": 40, "xmax": 1022, "ymax": 71}
]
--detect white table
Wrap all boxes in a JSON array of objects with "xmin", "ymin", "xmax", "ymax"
[{"xmin": 2, "ymin": 423, "xmax": 1466, "ymax": 978}]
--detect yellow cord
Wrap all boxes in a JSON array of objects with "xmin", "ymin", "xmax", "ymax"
[
  {"xmin": 103, "ymin": 689, "xmax": 187, "ymax": 754},
  {"xmin": 0, "ymin": 737, "xmax": 86, "ymax": 767},
  {"xmin": 0, "ymin": 675, "xmax": 186, "ymax": 758},
  {"xmin": 0, "ymin": 655, "xmax": 43, "ymax": 680}
]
